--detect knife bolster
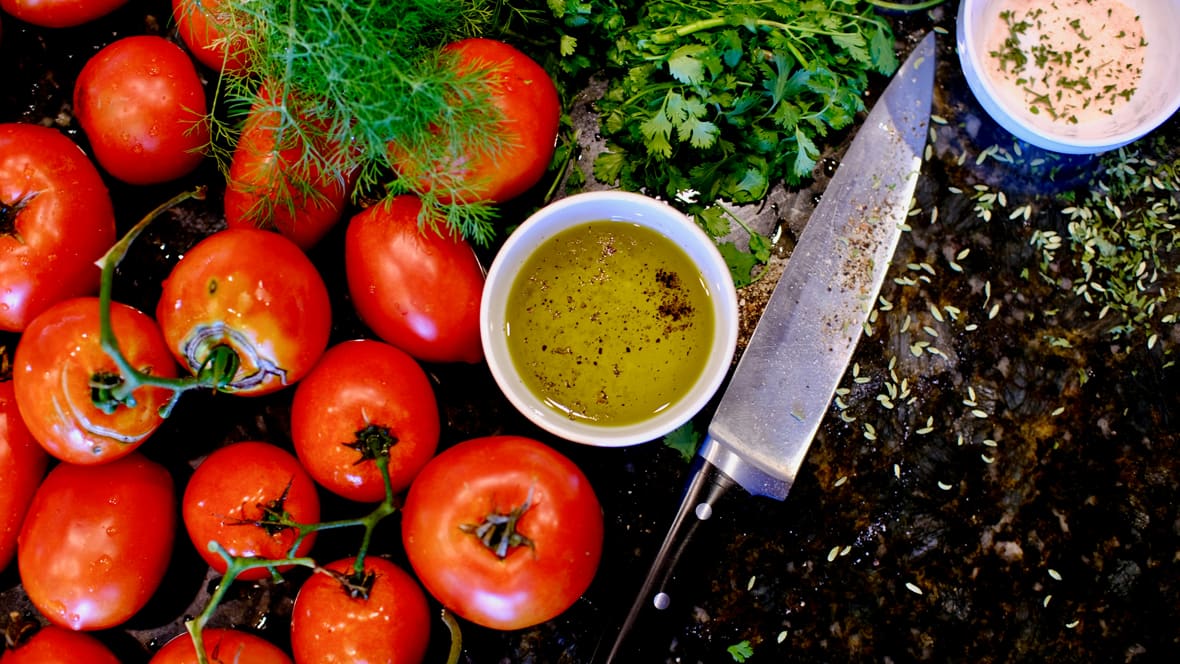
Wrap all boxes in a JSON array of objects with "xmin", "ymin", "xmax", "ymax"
[{"xmin": 700, "ymin": 436, "xmax": 792, "ymax": 500}]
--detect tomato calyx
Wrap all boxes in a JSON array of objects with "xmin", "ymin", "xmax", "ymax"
[
  {"xmin": 89, "ymin": 369, "xmax": 132, "ymax": 414},
  {"xmin": 0, "ymin": 192, "xmax": 34, "ymax": 240},
  {"xmin": 321, "ymin": 565, "xmax": 378, "ymax": 601},
  {"xmin": 193, "ymin": 342, "xmax": 243, "ymax": 390},
  {"xmin": 344, "ymin": 423, "xmax": 399, "ymax": 464},
  {"xmin": 232, "ymin": 477, "xmax": 300, "ymax": 537},
  {"xmin": 460, "ymin": 486, "xmax": 537, "ymax": 559}
]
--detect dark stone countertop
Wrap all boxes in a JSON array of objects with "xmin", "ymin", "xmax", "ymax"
[{"xmin": 2, "ymin": 2, "xmax": 1178, "ymax": 663}]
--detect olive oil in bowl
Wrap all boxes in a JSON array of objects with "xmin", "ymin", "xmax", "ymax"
[{"xmin": 504, "ymin": 221, "xmax": 714, "ymax": 426}]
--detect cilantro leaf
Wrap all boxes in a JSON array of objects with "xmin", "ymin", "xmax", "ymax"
[
  {"xmin": 719, "ymin": 240, "xmax": 760, "ymax": 287},
  {"xmin": 728, "ymin": 640, "xmax": 755, "ymax": 662},
  {"xmin": 662, "ymin": 422, "xmax": 701, "ymax": 462}
]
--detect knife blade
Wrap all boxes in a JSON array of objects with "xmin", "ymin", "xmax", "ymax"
[{"xmin": 600, "ymin": 32, "xmax": 936, "ymax": 662}]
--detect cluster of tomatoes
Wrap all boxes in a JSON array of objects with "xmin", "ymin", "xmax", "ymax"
[{"xmin": 1, "ymin": 1, "xmax": 605, "ymax": 663}]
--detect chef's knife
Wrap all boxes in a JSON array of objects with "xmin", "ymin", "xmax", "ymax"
[{"xmin": 601, "ymin": 32, "xmax": 936, "ymax": 661}]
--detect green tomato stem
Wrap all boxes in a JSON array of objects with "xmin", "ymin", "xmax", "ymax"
[
  {"xmin": 94, "ymin": 186, "xmax": 243, "ymax": 417},
  {"xmin": 442, "ymin": 609, "xmax": 463, "ymax": 664}
]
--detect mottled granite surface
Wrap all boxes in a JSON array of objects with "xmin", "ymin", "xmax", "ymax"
[{"xmin": 2, "ymin": 2, "xmax": 1178, "ymax": 663}]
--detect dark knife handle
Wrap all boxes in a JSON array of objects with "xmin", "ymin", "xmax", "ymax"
[{"xmin": 597, "ymin": 455, "xmax": 737, "ymax": 663}]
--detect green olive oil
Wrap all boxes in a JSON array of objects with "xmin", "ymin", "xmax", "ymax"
[{"xmin": 505, "ymin": 221, "xmax": 715, "ymax": 426}]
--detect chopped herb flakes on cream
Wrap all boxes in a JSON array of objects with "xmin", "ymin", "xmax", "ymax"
[{"xmin": 985, "ymin": 0, "xmax": 1145, "ymax": 128}]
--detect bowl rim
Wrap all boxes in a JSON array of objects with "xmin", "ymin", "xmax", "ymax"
[
  {"xmin": 956, "ymin": 0, "xmax": 1180, "ymax": 154},
  {"xmin": 479, "ymin": 190, "xmax": 739, "ymax": 447}
]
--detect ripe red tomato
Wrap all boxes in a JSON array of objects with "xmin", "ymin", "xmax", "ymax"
[
  {"xmin": 0, "ymin": 381, "xmax": 48, "ymax": 572},
  {"xmin": 172, "ymin": 0, "xmax": 252, "ymax": 75},
  {"xmin": 74, "ymin": 35, "xmax": 210, "ymax": 185},
  {"xmin": 223, "ymin": 87, "xmax": 353, "ymax": 251},
  {"xmin": 0, "ymin": 123, "xmax": 117, "ymax": 332},
  {"xmin": 0, "ymin": 0, "xmax": 127, "ymax": 28},
  {"xmin": 401, "ymin": 435, "xmax": 603, "ymax": 630},
  {"xmin": 150, "ymin": 628, "xmax": 292, "ymax": 664},
  {"xmin": 12, "ymin": 296, "xmax": 178, "ymax": 465},
  {"xmin": 156, "ymin": 228, "xmax": 332, "ymax": 396},
  {"xmin": 18, "ymin": 452, "xmax": 176, "ymax": 631},
  {"xmin": 183, "ymin": 440, "xmax": 320, "ymax": 581},
  {"xmin": 392, "ymin": 38, "xmax": 560, "ymax": 204},
  {"xmin": 344, "ymin": 196, "xmax": 484, "ymax": 364},
  {"xmin": 290, "ymin": 339, "xmax": 439, "ymax": 502},
  {"xmin": 0, "ymin": 624, "xmax": 121, "ymax": 664},
  {"xmin": 290, "ymin": 556, "xmax": 430, "ymax": 664}
]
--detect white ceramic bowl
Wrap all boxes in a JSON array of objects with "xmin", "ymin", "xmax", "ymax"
[
  {"xmin": 480, "ymin": 191, "xmax": 738, "ymax": 447},
  {"xmin": 958, "ymin": 0, "xmax": 1180, "ymax": 154}
]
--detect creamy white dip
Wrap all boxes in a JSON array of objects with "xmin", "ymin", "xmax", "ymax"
[{"xmin": 985, "ymin": 0, "xmax": 1146, "ymax": 130}]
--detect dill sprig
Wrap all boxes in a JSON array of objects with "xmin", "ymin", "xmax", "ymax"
[{"xmin": 207, "ymin": 0, "xmax": 511, "ymax": 243}]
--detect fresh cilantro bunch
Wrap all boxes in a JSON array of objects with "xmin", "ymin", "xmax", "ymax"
[{"xmin": 549, "ymin": 0, "xmax": 898, "ymax": 279}]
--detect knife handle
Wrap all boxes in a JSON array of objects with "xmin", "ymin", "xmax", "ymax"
[{"xmin": 598, "ymin": 454, "xmax": 736, "ymax": 663}]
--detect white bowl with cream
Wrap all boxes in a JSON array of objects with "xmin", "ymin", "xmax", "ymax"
[
  {"xmin": 481, "ymin": 191, "xmax": 738, "ymax": 447},
  {"xmin": 957, "ymin": 0, "xmax": 1180, "ymax": 154}
]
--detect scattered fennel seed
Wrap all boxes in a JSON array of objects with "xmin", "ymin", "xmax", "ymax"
[
  {"xmin": 877, "ymin": 395, "xmax": 895, "ymax": 409},
  {"xmin": 963, "ymin": 398, "xmax": 977, "ymax": 407},
  {"xmin": 747, "ymin": 576, "xmax": 756, "ymax": 590},
  {"xmin": 917, "ymin": 416, "xmax": 934, "ymax": 435},
  {"xmin": 910, "ymin": 342, "xmax": 927, "ymax": 357},
  {"xmin": 930, "ymin": 304, "xmax": 944, "ymax": 322},
  {"xmin": 1051, "ymin": 406, "xmax": 1065, "ymax": 416},
  {"xmin": 926, "ymin": 346, "xmax": 949, "ymax": 359},
  {"xmin": 931, "ymin": 207, "xmax": 939, "ymax": 224},
  {"xmin": 902, "ymin": 314, "xmax": 912, "ymax": 332},
  {"xmin": 923, "ymin": 325, "xmax": 939, "ymax": 338},
  {"xmin": 983, "ymin": 439, "xmax": 998, "ymax": 447},
  {"xmin": 893, "ymin": 463, "xmax": 901, "ymax": 479},
  {"xmin": 925, "ymin": 144, "xmax": 933, "ymax": 161},
  {"xmin": 971, "ymin": 409, "xmax": 989, "ymax": 419},
  {"xmin": 1044, "ymin": 595, "xmax": 1052, "ymax": 608},
  {"xmin": 1065, "ymin": 620, "xmax": 1080, "ymax": 629},
  {"xmin": 938, "ymin": 481, "xmax": 954, "ymax": 491},
  {"xmin": 840, "ymin": 546, "xmax": 852, "ymax": 557},
  {"xmin": 981, "ymin": 454, "xmax": 995, "ymax": 464},
  {"xmin": 934, "ymin": 26, "xmax": 948, "ymax": 34},
  {"xmin": 956, "ymin": 248, "xmax": 971, "ymax": 260},
  {"xmin": 834, "ymin": 475, "xmax": 848, "ymax": 487},
  {"xmin": 920, "ymin": 262, "xmax": 936, "ymax": 275},
  {"xmin": 778, "ymin": 631, "xmax": 788, "ymax": 644},
  {"xmin": 835, "ymin": 396, "xmax": 848, "ymax": 410},
  {"xmin": 855, "ymin": 376, "xmax": 872, "ymax": 384},
  {"xmin": 827, "ymin": 546, "xmax": 840, "ymax": 562},
  {"xmin": 1048, "ymin": 568, "xmax": 1063, "ymax": 581},
  {"xmin": 864, "ymin": 423, "xmax": 877, "ymax": 441},
  {"xmin": 948, "ymin": 186, "xmax": 964, "ymax": 194},
  {"xmin": 965, "ymin": 323, "xmax": 979, "ymax": 331},
  {"xmin": 949, "ymin": 260, "xmax": 964, "ymax": 272},
  {"xmin": 905, "ymin": 582, "xmax": 923, "ymax": 595},
  {"xmin": 839, "ymin": 411, "xmax": 857, "ymax": 423},
  {"xmin": 931, "ymin": 114, "xmax": 948, "ymax": 125},
  {"xmin": 988, "ymin": 303, "xmax": 1001, "ymax": 319},
  {"xmin": 944, "ymin": 305, "xmax": 962, "ymax": 319},
  {"xmin": 957, "ymin": 434, "xmax": 965, "ymax": 446},
  {"xmin": 968, "ymin": 386, "xmax": 976, "ymax": 401}
]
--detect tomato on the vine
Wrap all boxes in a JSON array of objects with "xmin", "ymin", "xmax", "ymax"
[
  {"xmin": 12, "ymin": 296, "xmax": 178, "ymax": 465},
  {"xmin": 223, "ymin": 86, "xmax": 354, "ymax": 251},
  {"xmin": 290, "ymin": 556, "xmax": 430, "ymax": 664},
  {"xmin": 74, "ymin": 35, "xmax": 210, "ymax": 185},
  {"xmin": 172, "ymin": 0, "xmax": 251, "ymax": 75},
  {"xmin": 0, "ymin": 0, "xmax": 127, "ymax": 28},
  {"xmin": 149, "ymin": 628, "xmax": 291, "ymax": 664},
  {"xmin": 156, "ymin": 228, "xmax": 332, "ymax": 396},
  {"xmin": 290, "ymin": 339, "xmax": 439, "ymax": 502},
  {"xmin": 0, "ymin": 624, "xmax": 121, "ymax": 664},
  {"xmin": 0, "ymin": 123, "xmax": 117, "ymax": 332},
  {"xmin": 0, "ymin": 381, "xmax": 47, "ymax": 572},
  {"xmin": 183, "ymin": 440, "xmax": 320, "ymax": 581},
  {"xmin": 392, "ymin": 38, "xmax": 560, "ymax": 204},
  {"xmin": 18, "ymin": 452, "xmax": 176, "ymax": 631},
  {"xmin": 401, "ymin": 435, "xmax": 603, "ymax": 630},
  {"xmin": 345, "ymin": 195, "xmax": 484, "ymax": 364}
]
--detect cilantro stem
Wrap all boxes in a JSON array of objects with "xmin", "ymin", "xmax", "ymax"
[{"xmin": 865, "ymin": 0, "xmax": 947, "ymax": 10}]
